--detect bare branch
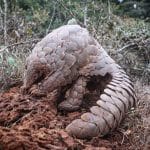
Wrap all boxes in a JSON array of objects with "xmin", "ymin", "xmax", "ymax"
[
  {"xmin": 46, "ymin": 1, "xmax": 57, "ymax": 35},
  {"xmin": 83, "ymin": 0, "xmax": 87, "ymax": 27},
  {"xmin": 0, "ymin": 5, "xmax": 3, "ymax": 28},
  {"xmin": 56, "ymin": 0, "xmax": 86, "ymax": 27},
  {"xmin": 108, "ymin": 0, "xmax": 111, "ymax": 20},
  {"xmin": 3, "ymin": 0, "xmax": 7, "ymax": 45},
  {"xmin": 117, "ymin": 43, "xmax": 136, "ymax": 52},
  {"xmin": 0, "ymin": 5, "xmax": 4, "ymax": 14},
  {"xmin": 0, "ymin": 39, "xmax": 39, "ymax": 53},
  {"xmin": 56, "ymin": 0, "xmax": 75, "ymax": 19}
]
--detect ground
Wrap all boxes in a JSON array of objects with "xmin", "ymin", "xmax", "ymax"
[{"xmin": 0, "ymin": 81, "xmax": 149, "ymax": 150}]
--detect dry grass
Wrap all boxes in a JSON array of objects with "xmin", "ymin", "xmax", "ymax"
[{"xmin": 121, "ymin": 81, "xmax": 150, "ymax": 150}]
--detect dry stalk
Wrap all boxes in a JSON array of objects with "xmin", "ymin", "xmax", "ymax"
[
  {"xmin": 0, "ymin": 5, "xmax": 4, "ymax": 29},
  {"xmin": 46, "ymin": 1, "xmax": 57, "ymax": 35},
  {"xmin": 83, "ymin": 0, "xmax": 87, "ymax": 27},
  {"xmin": 0, "ymin": 39, "xmax": 39, "ymax": 53},
  {"xmin": 3, "ymin": 0, "xmax": 7, "ymax": 45}
]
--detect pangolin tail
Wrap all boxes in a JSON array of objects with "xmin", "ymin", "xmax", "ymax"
[{"xmin": 66, "ymin": 65, "xmax": 137, "ymax": 139}]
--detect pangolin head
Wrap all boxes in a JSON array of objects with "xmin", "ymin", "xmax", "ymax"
[{"xmin": 22, "ymin": 54, "xmax": 49, "ymax": 91}]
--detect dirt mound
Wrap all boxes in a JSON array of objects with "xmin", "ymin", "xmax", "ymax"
[{"xmin": 0, "ymin": 86, "xmax": 148, "ymax": 150}]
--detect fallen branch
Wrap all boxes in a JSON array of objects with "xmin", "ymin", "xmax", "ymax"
[
  {"xmin": 117, "ymin": 43, "xmax": 136, "ymax": 52},
  {"xmin": 0, "ymin": 39, "xmax": 39, "ymax": 52}
]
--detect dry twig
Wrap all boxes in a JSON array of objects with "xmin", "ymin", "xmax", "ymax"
[
  {"xmin": 0, "ymin": 39, "xmax": 39, "ymax": 53},
  {"xmin": 3, "ymin": 0, "xmax": 7, "ymax": 45},
  {"xmin": 117, "ymin": 43, "xmax": 136, "ymax": 52},
  {"xmin": 46, "ymin": 1, "xmax": 57, "ymax": 35}
]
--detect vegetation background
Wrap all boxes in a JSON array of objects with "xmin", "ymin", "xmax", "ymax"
[
  {"xmin": 0, "ymin": 0, "xmax": 149, "ymax": 149},
  {"xmin": 0, "ymin": 0, "xmax": 149, "ymax": 90}
]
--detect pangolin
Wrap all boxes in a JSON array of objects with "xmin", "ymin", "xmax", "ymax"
[{"xmin": 22, "ymin": 24, "xmax": 137, "ymax": 139}]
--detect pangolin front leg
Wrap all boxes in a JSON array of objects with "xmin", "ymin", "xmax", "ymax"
[{"xmin": 58, "ymin": 76, "xmax": 88, "ymax": 111}]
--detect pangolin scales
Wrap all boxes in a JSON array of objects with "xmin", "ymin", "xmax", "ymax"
[{"xmin": 22, "ymin": 24, "xmax": 137, "ymax": 139}]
